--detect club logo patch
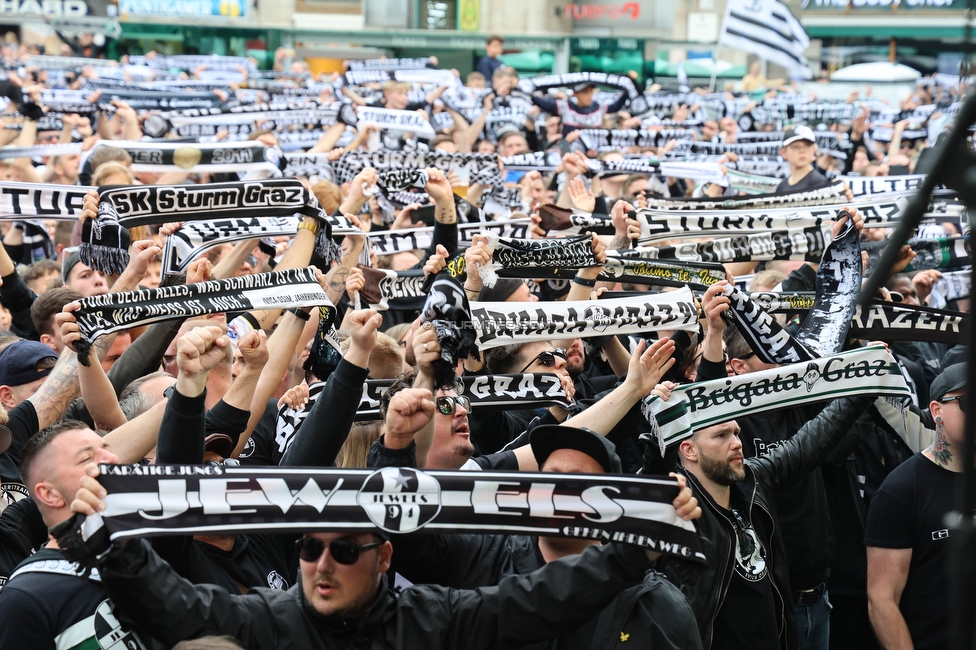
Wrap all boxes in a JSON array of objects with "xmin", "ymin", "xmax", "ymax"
[{"xmin": 357, "ymin": 467, "xmax": 441, "ymax": 533}]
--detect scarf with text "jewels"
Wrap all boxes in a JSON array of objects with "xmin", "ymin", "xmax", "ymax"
[
  {"xmin": 642, "ymin": 345, "xmax": 910, "ymax": 453},
  {"xmin": 51, "ymin": 465, "xmax": 703, "ymax": 562},
  {"xmin": 71, "ymin": 267, "xmax": 330, "ymax": 365}
]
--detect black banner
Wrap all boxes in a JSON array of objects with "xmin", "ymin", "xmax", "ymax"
[
  {"xmin": 86, "ymin": 464, "xmax": 703, "ymax": 559},
  {"xmin": 850, "ymin": 302, "xmax": 969, "ymax": 345}
]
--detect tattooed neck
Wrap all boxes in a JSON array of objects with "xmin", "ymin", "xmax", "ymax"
[{"xmin": 927, "ymin": 426, "xmax": 954, "ymax": 469}]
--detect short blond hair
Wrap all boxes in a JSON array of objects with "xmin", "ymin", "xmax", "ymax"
[{"xmin": 92, "ymin": 161, "xmax": 135, "ymax": 186}]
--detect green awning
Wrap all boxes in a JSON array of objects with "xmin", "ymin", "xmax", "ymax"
[{"xmin": 805, "ymin": 24, "xmax": 968, "ymax": 39}]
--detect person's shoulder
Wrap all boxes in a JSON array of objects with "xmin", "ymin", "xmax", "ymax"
[{"xmin": 876, "ymin": 452, "xmax": 927, "ymax": 495}]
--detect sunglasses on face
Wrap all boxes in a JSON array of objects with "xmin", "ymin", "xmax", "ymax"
[
  {"xmin": 940, "ymin": 395, "xmax": 966, "ymax": 412},
  {"xmin": 295, "ymin": 537, "xmax": 382, "ymax": 565},
  {"xmin": 519, "ymin": 348, "xmax": 567, "ymax": 374},
  {"xmin": 436, "ymin": 394, "xmax": 470, "ymax": 415}
]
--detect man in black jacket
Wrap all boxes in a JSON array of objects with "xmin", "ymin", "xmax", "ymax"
[
  {"xmin": 61, "ymin": 391, "xmax": 701, "ymax": 649},
  {"xmin": 650, "ymin": 392, "xmax": 875, "ymax": 650}
]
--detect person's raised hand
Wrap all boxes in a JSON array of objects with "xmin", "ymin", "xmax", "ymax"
[
  {"xmin": 385, "ymin": 387, "xmax": 436, "ymax": 445},
  {"xmin": 70, "ymin": 463, "xmax": 108, "ymax": 516},
  {"xmin": 567, "ymin": 177, "xmax": 596, "ymax": 213},
  {"xmin": 624, "ymin": 337, "xmax": 676, "ymax": 398},
  {"xmin": 344, "ymin": 266, "xmax": 365, "ymax": 303},
  {"xmin": 391, "ymin": 204, "xmax": 424, "ymax": 231},
  {"xmin": 464, "ymin": 235, "xmax": 491, "ymax": 293},
  {"xmin": 80, "ymin": 190, "xmax": 99, "ymax": 226},
  {"xmin": 186, "ymin": 258, "xmax": 212, "ymax": 285},
  {"xmin": 278, "ymin": 380, "xmax": 311, "ymax": 411},
  {"xmin": 650, "ymin": 381, "xmax": 678, "ymax": 402},
  {"xmin": 238, "ymin": 329, "xmax": 269, "ymax": 370},
  {"xmin": 412, "ymin": 322, "xmax": 441, "ymax": 378},
  {"xmin": 348, "ymin": 308, "xmax": 383, "ymax": 356},
  {"xmin": 912, "ymin": 269, "xmax": 942, "ymax": 305},
  {"xmin": 424, "ymin": 168, "xmax": 454, "ymax": 204},
  {"xmin": 832, "ymin": 207, "xmax": 863, "ymax": 240},
  {"xmin": 701, "ymin": 281, "xmax": 731, "ymax": 333},
  {"xmin": 423, "ymin": 244, "xmax": 450, "ymax": 277},
  {"xmin": 178, "ymin": 325, "xmax": 230, "ymax": 377},
  {"xmin": 350, "ymin": 167, "xmax": 378, "ymax": 202},
  {"xmin": 669, "ymin": 472, "xmax": 701, "ymax": 521},
  {"xmin": 890, "ymin": 246, "xmax": 917, "ymax": 276},
  {"xmin": 56, "ymin": 302, "xmax": 81, "ymax": 354}
]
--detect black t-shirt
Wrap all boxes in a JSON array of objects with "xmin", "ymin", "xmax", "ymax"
[
  {"xmin": 0, "ymin": 547, "xmax": 151, "ymax": 649},
  {"xmin": 775, "ymin": 166, "xmax": 829, "ymax": 193},
  {"xmin": 864, "ymin": 452, "xmax": 963, "ymax": 650},
  {"xmin": 0, "ymin": 400, "xmax": 40, "ymax": 510},
  {"xmin": 0, "ymin": 497, "xmax": 46, "ymax": 590},
  {"xmin": 238, "ymin": 399, "xmax": 280, "ymax": 467},
  {"xmin": 711, "ymin": 502, "xmax": 781, "ymax": 650}
]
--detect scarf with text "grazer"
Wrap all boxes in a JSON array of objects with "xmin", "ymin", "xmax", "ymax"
[
  {"xmin": 51, "ymin": 465, "xmax": 703, "ymax": 563},
  {"xmin": 81, "ymin": 179, "xmax": 357, "ymax": 275},
  {"xmin": 642, "ymin": 345, "xmax": 910, "ymax": 453},
  {"xmin": 71, "ymin": 267, "xmax": 330, "ymax": 366},
  {"xmin": 471, "ymin": 287, "xmax": 699, "ymax": 349},
  {"xmin": 850, "ymin": 302, "xmax": 969, "ymax": 345}
]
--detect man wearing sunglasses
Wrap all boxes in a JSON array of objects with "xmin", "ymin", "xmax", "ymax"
[
  {"xmin": 62, "ymin": 413, "xmax": 702, "ymax": 649},
  {"xmin": 866, "ymin": 363, "xmax": 969, "ymax": 650},
  {"xmin": 370, "ymin": 386, "xmax": 703, "ymax": 648}
]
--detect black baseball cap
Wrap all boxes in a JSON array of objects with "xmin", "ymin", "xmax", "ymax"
[
  {"xmin": 782, "ymin": 125, "xmax": 816, "ymax": 147},
  {"xmin": 0, "ymin": 341, "xmax": 57, "ymax": 388},
  {"xmin": 930, "ymin": 362, "xmax": 966, "ymax": 403},
  {"xmin": 530, "ymin": 425, "xmax": 622, "ymax": 473}
]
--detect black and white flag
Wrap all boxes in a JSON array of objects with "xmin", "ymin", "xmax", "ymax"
[{"xmin": 718, "ymin": 0, "xmax": 811, "ymax": 80}]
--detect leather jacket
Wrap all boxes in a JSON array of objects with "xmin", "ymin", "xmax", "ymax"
[{"xmin": 655, "ymin": 395, "xmax": 875, "ymax": 650}]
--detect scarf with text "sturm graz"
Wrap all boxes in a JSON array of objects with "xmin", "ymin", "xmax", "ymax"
[
  {"xmin": 634, "ymin": 199, "xmax": 903, "ymax": 244},
  {"xmin": 51, "ymin": 465, "xmax": 704, "ymax": 563},
  {"xmin": 642, "ymin": 346, "xmax": 910, "ymax": 453},
  {"xmin": 471, "ymin": 287, "xmax": 699, "ymax": 349},
  {"xmin": 71, "ymin": 267, "xmax": 330, "ymax": 365},
  {"xmin": 81, "ymin": 179, "xmax": 357, "ymax": 275}
]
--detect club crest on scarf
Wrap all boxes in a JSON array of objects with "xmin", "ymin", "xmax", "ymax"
[{"xmin": 421, "ymin": 275, "xmax": 478, "ymax": 389}]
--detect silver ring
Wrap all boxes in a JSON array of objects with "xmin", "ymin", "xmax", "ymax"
[{"xmin": 424, "ymin": 342, "xmax": 429, "ymax": 351}]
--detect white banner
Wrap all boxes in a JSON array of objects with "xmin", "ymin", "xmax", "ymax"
[{"xmin": 356, "ymin": 107, "xmax": 437, "ymax": 138}]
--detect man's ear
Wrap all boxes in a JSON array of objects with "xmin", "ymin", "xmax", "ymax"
[
  {"xmin": 39, "ymin": 333, "xmax": 58, "ymax": 352},
  {"xmin": 378, "ymin": 541, "xmax": 393, "ymax": 575},
  {"xmin": 679, "ymin": 439, "xmax": 698, "ymax": 464},
  {"xmin": 33, "ymin": 480, "xmax": 66, "ymax": 511},
  {"xmin": 0, "ymin": 385, "xmax": 16, "ymax": 410},
  {"xmin": 729, "ymin": 358, "xmax": 748, "ymax": 376}
]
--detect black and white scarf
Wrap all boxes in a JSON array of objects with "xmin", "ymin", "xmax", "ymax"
[
  {"xmin": 82, "ymin": 179, "xmax": 355, "ymax": 275},
  {"xmin": 421, "ymin": 276, "xmax": 480, "ymax": 388},
  {"xmin": 642, "ymin": 181, "xmax": 847, "ymax": 211},
  {"xmin": 332, "ymin": 150, "xmax": 503, "ymax": 187},
  {"xmin": 722, "ymin": 285, "xmax": 816, "ymax": 365},
  {"xmin": 162, "ymin": 217, "xmax": 300, "ymax": 273},
  {"xmin": 643, "ymin": 346, "xmax": 909, "ymax": 452},
  {"xmin": 480, "ymin": 234, "xmax": 601, "ymax": 287},
  {"xmin": 0, "ymin": 182, "xmax": 90, "ymax": 219},
  {"xmin": 0, "ymin": 143, "xmax": 84, "ymax": 160},
  {"xmin": 471, "ymin": 288, "xmax": 699, "ymax": 349},
  {"xmin": 850, "ymin": 302, "xmax": 969, "ymax": 345},
  {"xmin": 78, "ymin": 141, "xmax": 282, "ymax": 185},
  {"xmin": 841, "ymin": 175, "xmax": 925, "ymax": 199},
  {"xmin": 929, "ymin": 270, "xmax": 971, "ymax": 309},
  {"xmin": 352, "ymin": 372, "xmax": 573, "ymax": 421},
  {"xmin": 516, "ymin": 71, "xmax": 646, "ymax": 113},
  {"xmin": 71, "ymin": 267, "xmax": 329, "ymax": 364},
  {"xmin": 358, "ymin": 266, "xmax": 427, "ymax": 311},
  {"xmin": 52, "ymin": 465, "xmax": 702, "ymax": 561},
  {"xmin": 631, "ymin": 228, "xmax": 830, "ymax": 264},
  {"xmin": 864, "ymin": 236, "xmax": 970, "ymax": 274},
  {"xmin": 578, "ymin": 129, "xmax": 696, "ymax": 150},
  {"xmin": 367, "ymin": 218, "xmax": 531, "ymax": 256}
]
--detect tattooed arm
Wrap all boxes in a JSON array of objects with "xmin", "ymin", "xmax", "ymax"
[{"xmin": 28, "ymin": 330, "xmax": 116, "ymax": 431}]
